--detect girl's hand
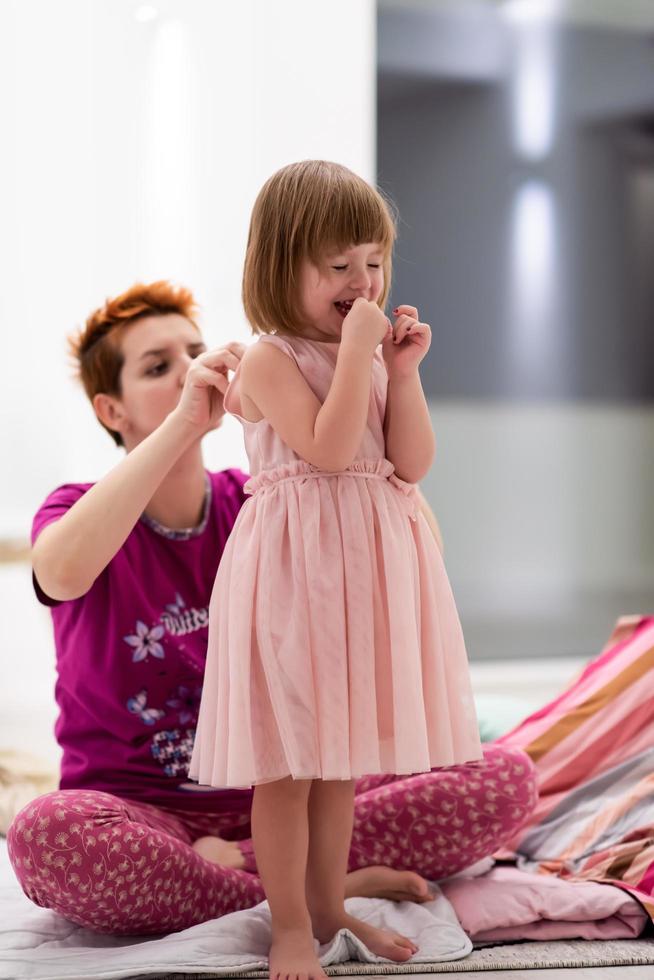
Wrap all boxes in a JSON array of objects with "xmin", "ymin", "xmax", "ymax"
[
  {"xmin": 341, "ymin": 297, "xmax": 392, "ymax": 354},
  {"xmin": 382, "ymin": 305, "xmax": 431, "ymax": 379},
  {"xmin": 172, "ymin": 342, "xmax": 246, "ymax": 435}
]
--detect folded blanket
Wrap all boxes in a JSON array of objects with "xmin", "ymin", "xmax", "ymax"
[
  {"xmin": 0, "ymin": 839, "xmax": 471, "ymax": 980},
  {"xmin": 495, "ymin": 614, "xmax": 654, "ymax": 921},
  {"xmin": 441, "ymin": 865, "xmax": 648, "ymax": 941}
]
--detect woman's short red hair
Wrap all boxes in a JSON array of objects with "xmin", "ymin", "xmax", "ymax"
[{"xmin": 68, "ymin": 280, "xmax": 199, "ymax": 446}]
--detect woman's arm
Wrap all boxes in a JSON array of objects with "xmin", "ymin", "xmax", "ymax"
[
  {"xmin": 32, "ymin": 345, "xmax": 242, "ymax": 601},
  {"xmin": 33, "ymin": 414, "xmax": 200, "ymax": 601}
]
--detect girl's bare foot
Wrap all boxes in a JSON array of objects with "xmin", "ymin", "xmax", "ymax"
[
  {"xmin": 312, "ymin": 912, "xmax": 418, "ymax": 961},
  {"xmin": 345, "ymin": 866, "xmax": 436, "ymax": 904},
  {"xmin": 268, "ymin": 925, "xmax": 328, "ymax": 980},
  {"xmin": 191, "ymin": 835, "xmax": 245, "ymax": 870}
]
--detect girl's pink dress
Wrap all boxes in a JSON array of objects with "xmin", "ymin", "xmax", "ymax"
[{"xmin": 189, "ymin": 334, "xmax": 482, "ymax": 789}]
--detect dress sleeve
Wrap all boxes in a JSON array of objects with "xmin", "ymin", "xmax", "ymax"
[
  {"xmin": 256, "ymin": 334, "xmax": 300, "ymax": 365},
  {"xmin": 224, "ymin": 336, "xmax": 300, "ymax": 421}
]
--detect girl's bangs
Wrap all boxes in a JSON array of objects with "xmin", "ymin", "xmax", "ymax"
[{"xmin": 305, "ymin": 182, "xmax": 395, "ymax": 263}]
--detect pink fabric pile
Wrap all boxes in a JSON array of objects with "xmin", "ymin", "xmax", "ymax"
[{"xmin": 441, "ymin": 866, "xmax": 647, "ymax": 941}]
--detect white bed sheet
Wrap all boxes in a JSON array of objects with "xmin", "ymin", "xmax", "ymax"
[{"xmin": 0, "ymin": 838, "xmax": 472, "ymax": 980}]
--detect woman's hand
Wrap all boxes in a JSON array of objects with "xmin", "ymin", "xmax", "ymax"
[
  {"xmin": 382, "ymin": 305, "xmax": 431, "ymax": 380},
  {"xmin": 172, "ymin": 342, "xmax": 246, "ymax": 435}
]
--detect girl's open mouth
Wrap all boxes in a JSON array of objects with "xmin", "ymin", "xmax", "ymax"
[{"xmin": 334, "ymin": 299, "xmax": 355, "ymax": 317}]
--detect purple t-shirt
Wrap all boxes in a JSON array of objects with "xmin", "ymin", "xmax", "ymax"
[{"xmin": 31, "ymin": 469, "xmax": 254, "ymax": 813}]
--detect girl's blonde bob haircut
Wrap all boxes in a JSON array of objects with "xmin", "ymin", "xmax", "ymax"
[{"xmin": 242, "ymin": 160, "xmax": 397, "ymax": 336}]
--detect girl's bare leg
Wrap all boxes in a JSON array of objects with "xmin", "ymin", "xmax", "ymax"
[
  {"xmin": 305, "ymin": 779, "xmax": 419, "ymax": 961},
  {"xmin": 251, "ymin": 776, "xmax": 327, "ymax": 980}
]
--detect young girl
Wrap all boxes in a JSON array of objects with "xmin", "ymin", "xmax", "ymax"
[{"xmin": 189, "ymin": 160, "xmax": 482, "ymax": 980}]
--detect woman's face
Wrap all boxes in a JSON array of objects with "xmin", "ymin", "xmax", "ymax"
[
  {"xmin": 297, "ymin": 242, "xmax": 386, "ymax": 341},
  {"xmin": 99, "ymin": 313, "xmax": 206, "ymax": 449}
]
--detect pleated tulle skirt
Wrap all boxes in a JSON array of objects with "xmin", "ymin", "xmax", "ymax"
[{"xmin": 188, "ymin": 458, "xmax": 482, "ymax": 789}]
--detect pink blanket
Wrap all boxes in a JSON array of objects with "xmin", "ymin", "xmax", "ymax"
[
  {"xmin": 440, "ymin": 866, "xmax": 648, "ymax": 941},
  {"xmin": 494, "ymin": 616, "xmax": 654, "ymax": 920}
]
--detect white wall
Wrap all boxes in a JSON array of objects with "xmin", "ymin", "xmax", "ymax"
[{"xmin": 0, "ymin": 0, "xmax": 376, "ymax": 538}]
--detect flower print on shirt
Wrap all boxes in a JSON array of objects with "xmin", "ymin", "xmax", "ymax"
[
  {"xmin": 123, "ymin": 621, "xmax": 165, "ymax": 662},
  {"xmin": 31, "ymin": 468, "xmax": 250, "ymax": 805},
  {"xmin": 127, "ymin": 689, "xmax": 166, "ymax": 725},
  {"xmin": 166, "ymin": 684, "xmax": 202, "ymax": 725},
  {"xmin": 150, "ymin": 728, "xmax": 195, "ymax": 777},
  {"xmin": 165, "ymin": 593, "xmax": 186, "ymax": 615}
]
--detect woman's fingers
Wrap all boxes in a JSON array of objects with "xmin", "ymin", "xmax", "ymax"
[
  {"xmin": 189, "ymin": 364, "xmax": 230, "ymax": 393},
  {"xmin": 197, "ymin": 348, "xmax": 241, "ymax": 373}
]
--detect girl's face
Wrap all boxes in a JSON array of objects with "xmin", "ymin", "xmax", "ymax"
[
  {"xmin": 298, "ymin": 242, "xmax": 386, "ymax": 341},
  {"xmin": 95, "ymin": 313, "xmax": 206, "ymax": 450}
]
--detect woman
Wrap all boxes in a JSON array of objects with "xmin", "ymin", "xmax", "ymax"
[{"xmin": 7, "ymin": 281, "xmax": 537, "ymax": 936}]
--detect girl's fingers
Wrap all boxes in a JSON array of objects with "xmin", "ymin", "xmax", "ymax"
[
  {"xmin": 393, "ymin": 304, "xmax": 419, "ymax": 319},
  {"xmin": 393, "ymin": 315, "xmax": 418, "ymax": 344}
]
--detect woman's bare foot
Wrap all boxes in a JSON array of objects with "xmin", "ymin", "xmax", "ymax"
[
  {"xmin": 312, "ymin": 912, "xmax": 418, "ymax": 961},
  {"xmin": 268, "ymin": 925, "xmax": 328, "ymax": 980},
  {"xmin": 191, "ymin": 835, "xmax": 245, "ymax": 870},
  {"xmin": 345, "ymin": 866, "xmax": 436, "ymax": 904}
]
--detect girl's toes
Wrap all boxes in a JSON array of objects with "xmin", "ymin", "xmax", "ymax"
[{"xmin": 385, "ymin": 936, "xmax": 414, "ymax": 959}]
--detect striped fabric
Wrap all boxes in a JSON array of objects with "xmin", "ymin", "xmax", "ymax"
[{"xmin": 495, "ymin": 615, "xmax": 654, "ymax": 919}]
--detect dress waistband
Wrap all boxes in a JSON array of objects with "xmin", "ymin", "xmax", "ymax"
[{"xmin": 243, "ymin": 458, "xmax": 420, "ymax": 521}]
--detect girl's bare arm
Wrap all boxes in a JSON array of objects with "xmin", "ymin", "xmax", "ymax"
[
  {"xmin": 241, "ymin": 300, "xmax": 389, "ymax": 472},
  {"xmin": 241, "ymin": 343, "xmax": 373, "ymax": 472},
  {"xmin": 383, "ymin": 372, "xmax": 436, "ymax": 484}
]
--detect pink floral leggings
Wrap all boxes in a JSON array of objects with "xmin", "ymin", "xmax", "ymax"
[{"xmin": 7, "ymin": 746, "xmax": 536, "ymax": 936}]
